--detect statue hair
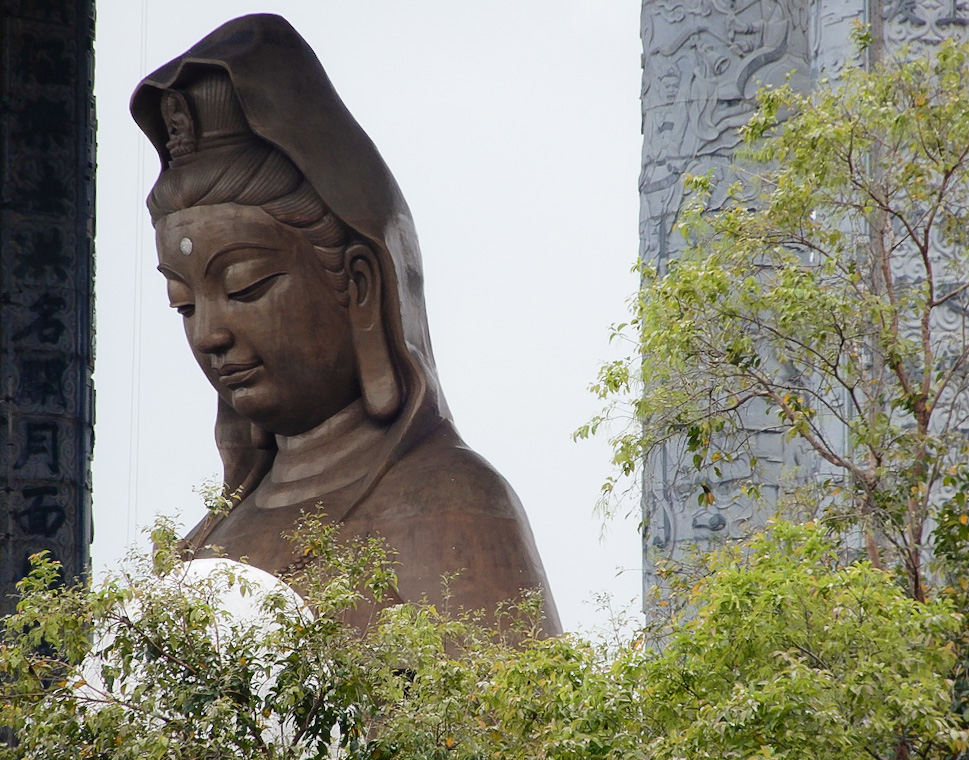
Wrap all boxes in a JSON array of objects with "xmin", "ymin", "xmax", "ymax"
[{"xmin": 148, "ymin": 139, "xmax": 352, "ymax": 305}]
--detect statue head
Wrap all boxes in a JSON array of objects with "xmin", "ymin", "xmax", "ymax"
[
  {"xmin": 131, "ymin": 15, "xmax": 450, "ymax": 504},
  {"xmin": 658, "ymin": 64, "xmax": 681, "ymax": 104},
  {"xmin": 149, "ymin": 69, "xmax": 401, "ymax": 435}
]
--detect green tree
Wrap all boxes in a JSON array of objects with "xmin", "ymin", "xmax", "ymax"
[
  {"xmin": 640, "ymin": 522, "xmax": 965, "ymax": 760},
  {"xmin": 2, "ymin": 520, "xmax": 965, "ymax": 759},
  {"xmin": 367, "ymin": 523, "xmax": 968, "ymax": 760},
  {"xmin": 579, "ymin": 38, "xmax": 969, "ymax": 601},
  {"xmin": 0, "ymin": 514, "xmax": 396, "ymax": 759}
]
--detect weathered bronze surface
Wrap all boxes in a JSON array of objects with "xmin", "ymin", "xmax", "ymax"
[{"xmin": 131, "ymin": 14, "xmax": 560, "ymax": 634}]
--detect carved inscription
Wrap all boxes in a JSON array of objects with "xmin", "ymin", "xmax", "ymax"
[
  {"xmin": 0, "ymin": 2, "xmax": 95, "ymax": 614},
  {"xmin": 14, "ymin": 293, "xmax": 68, "ymax": 345},
  {"xmin": 14, "ymin": 421, "xmax": 60, "ymax": 474},
  {"xmin": 12, "ymin": 226, "xmax": 73, "ymax": 281},
  {"xmin": 16, "ymin": 355, "xmax": 68, "ymax": 408},
  {"xmin": 17, "ymin": 486, "xmax": 67, "ymax": 537},
  {"xmin": 12, "ymin": 95, "xmax": 73, "ymax": 153},
  {"xmin": 2, "ymin": 0, "xmax": 75, "ymax": 26}
]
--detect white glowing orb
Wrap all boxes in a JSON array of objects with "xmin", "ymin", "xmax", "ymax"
[{"xmin": 77, "ymin": 558, "xmax": 316, "ymax": 755}]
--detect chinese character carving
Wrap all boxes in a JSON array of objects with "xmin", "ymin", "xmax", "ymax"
[
  {"xmin": 13, "ymin": 95, "xmax": 73, "ymax": 153},
  {"xmin": 14, "ymin": 421, "xmax": 60, "ymax": 474},
  {"xmin": 12, "ymin": 227, "xmax": 71, "ymax": 281},
  {"xmin": 13, "ymin": 293, "xmax": 68, "ymax": 345},
  {"xmin": 16, "ymin": 356, "xmax": 67, "ymax": 407},
  {"xmin": 17, "ymin": 486, "xmax": 66, "ymax": 537}
]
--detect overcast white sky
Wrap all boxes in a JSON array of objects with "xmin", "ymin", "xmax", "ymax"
[{"xmin": 91, "ymin": 0, "xmax": 644, "ymax": 633}]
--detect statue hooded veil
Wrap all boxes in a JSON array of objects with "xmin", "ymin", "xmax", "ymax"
[
  {"xmin": 131, "ymin": 14, "xmax": 448, "ymax": 518},
  {"xmin": 131, "ymin": 14, "xmax": 561, "ymax": 633}
]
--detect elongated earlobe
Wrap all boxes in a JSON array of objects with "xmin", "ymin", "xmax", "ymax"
[
  {"xmin": 215, "ymin": 396, "xmax": 275, "ymax": 505},
  {"xmin": 346, "ymin": 243, "xmax": 402, "ymax": 421}
]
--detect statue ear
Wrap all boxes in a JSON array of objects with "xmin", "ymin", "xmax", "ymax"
[{"xmin": 346, "ymin": 243, "xmax": 402, "ymax": 421}]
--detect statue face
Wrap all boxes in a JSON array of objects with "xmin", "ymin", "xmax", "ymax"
[{"xmin": 156, "ymin": 203, "xmax": 360, "ymax": 436}]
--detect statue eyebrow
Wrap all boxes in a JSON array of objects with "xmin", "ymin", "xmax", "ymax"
[
  {"xmin": 203, "ymin": 243, "xmax": 279, "ymax": 276},
  {"xmin": 156, "ymin": 264, "xmax": 184, "ymax": 280}
]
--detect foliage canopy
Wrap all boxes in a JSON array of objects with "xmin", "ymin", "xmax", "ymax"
[
  {"xmin": 2, "ymin": 520, "xmax": 966, "ymax": 759},
  {"xmin": 579, "ymin": 38, "xmax": 969, "ymax": 601}
]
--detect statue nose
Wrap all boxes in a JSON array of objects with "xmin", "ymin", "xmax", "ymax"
[{"xmin": 195, "ymin": 326, "xmax": 234, "ymax": 355}]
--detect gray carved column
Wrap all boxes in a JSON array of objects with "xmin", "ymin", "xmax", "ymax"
[
  {"xmin": 639, "ymin": 0, "xmax": 814, "ymax": 603},
  {"xmin": 639, "ymin": 0, "xmax": 812, "ymax": 266},
  {"xmin": 0, "ymin": 0, "xmax": 95, "ymax": 614},
  {"xmin": 639, "ymin": 0, "xmax": 969, "ymax": 607}
]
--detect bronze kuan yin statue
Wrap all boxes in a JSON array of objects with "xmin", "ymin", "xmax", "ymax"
[{"xmin": 131, "ymin": 14, "xmax": 561, "ymax": 634}]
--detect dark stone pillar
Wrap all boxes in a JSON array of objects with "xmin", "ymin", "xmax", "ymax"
[{"xmin": 0, "ymin": 0, "xmax": 95, "ymax": 614}]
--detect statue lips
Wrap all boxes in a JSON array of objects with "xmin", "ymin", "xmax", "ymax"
[{"xmin": 216, "ymin": 361, "xmax": 262, "ymax": 389}]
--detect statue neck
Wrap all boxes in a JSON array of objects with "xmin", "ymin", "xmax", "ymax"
[{"xmin": 250, "ymin": 399, "xmax": 385, "ymax": 514}]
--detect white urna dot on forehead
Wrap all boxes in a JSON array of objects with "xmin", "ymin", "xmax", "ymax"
[{"xmin": 179, "ymin": 237, "xmax": 193, "ymax": 256}]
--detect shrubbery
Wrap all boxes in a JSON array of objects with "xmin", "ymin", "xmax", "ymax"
[{"xmin": 2, "ymin": 519, "xmax": 965, "ymax": 759}]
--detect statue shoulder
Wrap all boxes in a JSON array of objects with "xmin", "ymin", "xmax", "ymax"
[
  {"xmin": 349, "ymin": 419, "xmax": 560, "ymax": 633},
  {"xmin": 365, "ymin": 420, "xmax": 526, "ymax": 520}
]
